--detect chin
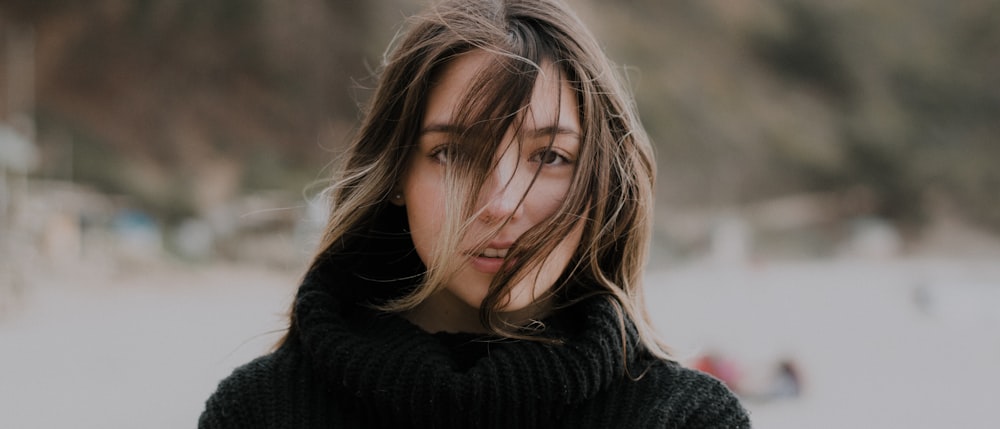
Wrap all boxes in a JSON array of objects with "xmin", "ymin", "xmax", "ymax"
[{"xmin": 449, "ymin": 273, "xmax": 548, "ymax": 315}]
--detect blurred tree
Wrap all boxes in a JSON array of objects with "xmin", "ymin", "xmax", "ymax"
[
  {"xmin": 749, "ymin": 1, "xmax": 854, "ymax": 104},
  {"xmin": 0, "ymin": 0, "xmax": 996, "ymax": 237},
  {"xmin": 1, "ymin": 0, "xmax": 383, "ymax": 220}
]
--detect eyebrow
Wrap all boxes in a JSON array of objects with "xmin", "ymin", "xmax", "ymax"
[
  {"xmin": 531, "ymin": 125, "xmax": 580, "ymax": 138},
  {"xmin": 420, "ymin": 123, "xmax": 580, "ymax": 138}
]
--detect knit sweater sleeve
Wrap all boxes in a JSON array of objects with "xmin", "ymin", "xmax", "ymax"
[
  {"xmin": 198, "ymin": 356, "xmax": 275, "ymax": 429},
  {"xmin": 664, "ymin": 365, "xmax": 752, "ymax": 428}
]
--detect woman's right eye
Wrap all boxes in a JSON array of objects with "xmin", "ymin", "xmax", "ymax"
[{"xmin": 429, "ymin": 144, "xmax": 452, "ymax": 165}]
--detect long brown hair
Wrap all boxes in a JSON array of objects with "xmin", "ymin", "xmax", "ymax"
[{"xmin": 288, "ymin": 0, "xmax": 667, "ymax": 360}]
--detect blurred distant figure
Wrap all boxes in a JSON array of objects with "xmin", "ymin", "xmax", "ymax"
[
  {"xmin": 0, "ymin": 123, "xmax": 38, "ymax": 317},
  {"xmin": 693, "ymin": 353, "xmax": 804, "ymax": 402},
  {"xmin": 770, "ymin": 359, "xmax": 803, "ymax": 399},
  {"xmin": 692, "ymin": 352, "xmax": 745, "ymax": 394}
]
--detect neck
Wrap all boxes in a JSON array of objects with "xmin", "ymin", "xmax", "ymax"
[{"xmin": 404, "ymin": 289, "xmax": 487, "ymax": 333}]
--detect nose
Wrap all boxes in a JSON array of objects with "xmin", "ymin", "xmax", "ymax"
[{"xmin": 478, "ymin": 150, "xmax": 526, "ymax": 224}]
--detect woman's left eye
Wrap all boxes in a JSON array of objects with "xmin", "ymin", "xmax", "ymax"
[{"xmin": 531, "ymin": 148, "xmax": 572, "ymax": 166}]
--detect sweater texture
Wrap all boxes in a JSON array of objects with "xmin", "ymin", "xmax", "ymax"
[{"xmin": 199, "ymin": 211, "xmax": 751, "ymax": 428}]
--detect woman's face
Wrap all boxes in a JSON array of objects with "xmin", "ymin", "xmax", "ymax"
[{"xmin": 400, "ymin": 50, "xmax": 583, "ymax": 323}]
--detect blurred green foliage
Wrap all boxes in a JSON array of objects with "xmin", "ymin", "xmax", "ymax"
[{"xmin": 1, "ymin": 0, "xmax": 997, "ymax": 233}]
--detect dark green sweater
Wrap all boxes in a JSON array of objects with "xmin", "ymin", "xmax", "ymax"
[{"xmin": 199, "ymin": 243, "xmax": 751, "ymax": 428}]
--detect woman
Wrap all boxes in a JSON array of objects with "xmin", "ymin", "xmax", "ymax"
[{"xmin": 200, "ymin": 0, "xmax": 751, "ymax": 427}]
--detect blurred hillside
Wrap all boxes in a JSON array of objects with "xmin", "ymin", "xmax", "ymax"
[{"xmin": 1, "ymin": 0, "xmax": 998, "ymax": 261}]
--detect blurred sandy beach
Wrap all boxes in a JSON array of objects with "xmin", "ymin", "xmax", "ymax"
[
  {"xmin": 0, "ymin": 263, "xmax": 296, "ymax": 429},
  {"xmin": 2, "ymin": 253, "xmax": 998, "ymax": 429}
]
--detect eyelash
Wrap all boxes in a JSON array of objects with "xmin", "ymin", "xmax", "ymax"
[
  {"xmin": 428, "ymin": 144, "xmax": 452, "ymax": 164},
  {"xmin": 529, "ymin": 148, "xmax": 573, "ymax": 166}
]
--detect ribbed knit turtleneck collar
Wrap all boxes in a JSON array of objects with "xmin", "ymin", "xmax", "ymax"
[{"xmin": 290, "ymin": 252, "xmax": 643, "ymax": 428}]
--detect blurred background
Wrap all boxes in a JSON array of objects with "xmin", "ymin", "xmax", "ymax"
[{"xmin": 1, "ymin": 0, "xmax": 998, "ymax": 428}]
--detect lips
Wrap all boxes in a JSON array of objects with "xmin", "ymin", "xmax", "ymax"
[{"xmin": 468, "ymin": 244, "xmax": 513, "ymax": 274}]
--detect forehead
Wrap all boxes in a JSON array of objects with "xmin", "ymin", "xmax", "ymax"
[{"xmin": 422, "ymin": 50, "xmax": 580, "ymax": 133}]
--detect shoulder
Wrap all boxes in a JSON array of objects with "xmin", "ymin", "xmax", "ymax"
[
  {"xmin": 630, "ymin": 358, "xmax": 752, "ymax": 428},
  {"xmin": 198, "ymin": 349, "xmax": 297, "ymax": 429}
]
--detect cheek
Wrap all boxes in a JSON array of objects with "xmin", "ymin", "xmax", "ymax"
[
  {"xmin": 546, "ymin": 222, "xmax": 583, "ymax": 277},
  {"xmin": 524, "ymin": 181, "xmax": 571, "ymax": 219},
  {"xmin": 507, "ymin": 222, "xmax": 584, "ymax": 309},
  {"xmin": 402, "ymin": 173, "xmax": 447, "ymax": 265}
]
